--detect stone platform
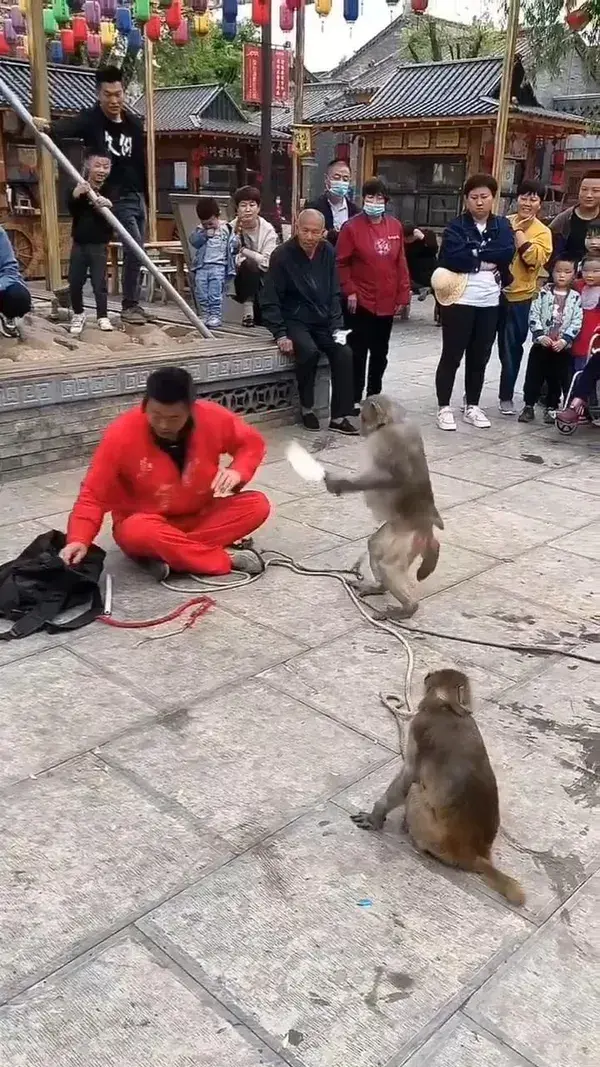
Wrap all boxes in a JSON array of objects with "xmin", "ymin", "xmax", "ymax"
[{"xmin": 0, "ymin": 300, "xmax": 598, "ymax": 1067}]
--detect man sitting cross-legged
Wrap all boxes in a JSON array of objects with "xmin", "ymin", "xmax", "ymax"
[{"xmin": 60, "ymin": 367, "xmax": 270, "ymax": 581}]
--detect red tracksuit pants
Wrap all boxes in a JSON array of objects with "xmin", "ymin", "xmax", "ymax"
[{"xmin": 113, "ymin": 490, "xmax": 270, "ymax": 575}]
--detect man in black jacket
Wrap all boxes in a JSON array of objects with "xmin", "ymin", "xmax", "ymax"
[
  {"xmin": 306, "ymin": 158, "xmax": 359, "ymax": 247},
  {"xmin": 41, "ymin": 66, "xmax": 147, "ymax": 326},
  {"xmin": 260, "ymin": 209, "xmax": 357, "ymax": 434}
]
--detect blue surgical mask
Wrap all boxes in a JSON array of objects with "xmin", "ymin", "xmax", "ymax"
[
  {"xmin": 329, "ymin": 180, "xmax": 350, "ymax": 197},
  {"xmin": 364, "ymin": 202, "xmax": 385, "ymax": 218}
]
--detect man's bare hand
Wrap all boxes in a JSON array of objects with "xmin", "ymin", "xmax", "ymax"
[
  {"xmin": 96, "ymin": 196, "xmax": 112, "ymax": 208},
  {"xmin": 32, "ymin": 116, "xmax": 50, "ymax": 130},
  {"xmin": 73, "ymin": 182, "xmax": 90, "ymax": 199},
  {"xmin": 277, "ymin": 337, "xmax": 294, "ymax": 355},
  {"xmin": 60, "ymin": 542, "xmax": 88, "ymax": 567},
  {"xmin": 211, "ymin": 468, "xmax": 242, "ymax": 498},
  {"xmin": 413, "ymin": 228, "xmax": 425, "ymax": 241},
  {"xmin": 347, "ymin": 293, "xmax": 358, "ymax": 314}
]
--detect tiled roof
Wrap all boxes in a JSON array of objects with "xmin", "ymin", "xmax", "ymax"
[
  {"xmin": 553, "ymin": 93, "xmax": 600, "ymax": 118},
  {"xmin": 271, "ymin": 80, "xmax": 348, "ymax": 130},
  {"xmin": 311, "ymin": 57, "xmax": 504, "ymax": 125},
  {"xmin": 134, "ymin": 84, "xmax": 236, "ymax": 130},
  {"xmin": 0, "ymin": 56, "xmax": 97, "ymax": 113}
]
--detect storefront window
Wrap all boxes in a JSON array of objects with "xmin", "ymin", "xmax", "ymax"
[{"xmin": 375, "ymin": 156, "xmax": 465, "ymax": 227}]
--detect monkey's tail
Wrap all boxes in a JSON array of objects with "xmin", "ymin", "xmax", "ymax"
[
  {"xmin": 416, "ymin": 535, "xmax": 440, "ymax": 582},
  {"xmin": 472, "ymin": 856, "xmax": 526, "ymax": 906}
]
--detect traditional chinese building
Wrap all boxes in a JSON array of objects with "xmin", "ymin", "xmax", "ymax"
[
  {"xmin": 133, "ymin": 84, "xmax": 291, "ymax": 239},
  {"xmin": 303, "ymin": 54, "xmax": 588, "ymax": 228}
]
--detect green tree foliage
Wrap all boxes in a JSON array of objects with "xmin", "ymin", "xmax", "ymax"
[
  {"xmin": 153, "ymin": 19, "xmax": 260, "ymax": 95},
  {"xmin": 520, "ymin": 0, "xmax": 600, "ymax": 77},
  {"xmin": 405, "ymin": 16, "xmax": 505, "ymax": 64}
]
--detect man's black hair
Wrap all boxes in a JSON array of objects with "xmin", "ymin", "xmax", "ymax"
[
  {"xmin": 362, "ymin": 177, "xmax": 389, "ymax": 200},
  {"xmin": 83, "ymin": 150, "xmax": 111, "ymax": 163},
  {"xmin": 327, "ymin": 158, "xmax": 351, "ymax": 172},
  {"xmin": 144, "ymin": 367, "xmax": 195, "ymax": 406},
  {"xmin": 582, "ymin": 253, "xmax": 600, "ymax": 266},
  {"xmin": 517, "ymin": 178, "xmax": 546, "ymax": 199},
  {"xmin": 552, "ymin": 257, "xmax": 577, "ymax": 269},
  {"xmin": 463, "ymin": 173, "xmax": 498, "ymax": 197},
  {"xmin": 581, "ymin": 170, "xmax": 600, "ymax": 181},
  {"xmin": 233, "ymin": 185, "xmax": 261, "ymax": 207},
  {"xmin": 96, "ymin": 65, "xmax": 123, "ymax": 87},
  {"xmin": 196, "ymin": 196, "xmax": 220, "ymax": 221}
]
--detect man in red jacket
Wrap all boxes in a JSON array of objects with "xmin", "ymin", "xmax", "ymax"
[
  {"xmin": 336, "ymin": 177, "xmax": 411, "ymax": 407},
  {"xmin": 60, "ymin": 367, "xmax": 270, "ymax": 581}
]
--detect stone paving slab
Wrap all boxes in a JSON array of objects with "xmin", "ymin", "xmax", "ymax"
[
  {"xmin": 0, "ymin": 755, "xmax": 229, "ymax": 1001},
  {"xmin": 466, "ymin": 874, "xmax": 600, "ymax": 1067},
  {"xmin": 140, "ymin": 805, "xmax": 530, "ymax": 1067},
  {"xmin": 0, "ymin": 935, "xmax": 283, "ymax": 1067},
  {"xmin": 482, "ymin": 545, "xmax": 599, "ymax": 619},
  {"xmin": 403, "ymin": 1014, "xmax": 536, "ymax": 1066},
  {"xmin": 482, "ymin": 479, "xmax": 600, "ymax": 530},
  {"xmin": 102, "ymin": 678, "xmax": 386, "ymax": 850},
  {"xmin": 439, "ymin": 500, "xmax": 570, "ymax": 560},
  {"xmin": 549, "ymin": 520, "xmax": 600, "ymax": 563}
]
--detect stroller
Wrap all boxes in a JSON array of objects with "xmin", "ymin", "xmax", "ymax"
[{"xmin": 556, "ymin": 331, "xmax": 600, "ymax": 435}]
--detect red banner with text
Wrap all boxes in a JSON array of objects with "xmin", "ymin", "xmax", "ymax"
[{"xmin": 242, "ymin": 43, "xmax": 291, "ymax": 105}]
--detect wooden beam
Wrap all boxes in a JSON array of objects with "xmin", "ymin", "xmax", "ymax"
[
  {"xmin": 291, "ymin": 0, "xmax": 306, "ymax": 225},
  {"xmin": 492, "ymin": 0, "xmax": 520, "ymax": 204},
  {"xmin": 144, "ymin": 38, "xmax": 158, "ymax": 243},
  {"xmin": 27, "ymin": 0, "xmax": 62, "ymax": 292}
]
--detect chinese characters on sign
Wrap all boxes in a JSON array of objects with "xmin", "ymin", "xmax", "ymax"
[
  {"xmin": 293, "ymin": 126, "xmax": 313, "ymax": 158},
  {"xmin": 242, "ymin": 43, "xmax": 291, "ymax": 105}
]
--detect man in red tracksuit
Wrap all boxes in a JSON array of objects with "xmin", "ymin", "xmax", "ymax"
[{"xmin": 60, "ymin": 366, "xmax": 270, "ymax": 581}]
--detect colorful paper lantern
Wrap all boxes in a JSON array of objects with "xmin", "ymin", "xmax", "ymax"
[
  {"xmin": 15, "ymin": 36, "xmax": 28, "ymax": 57},
  {"xmin": 193, "ymin": 11, "xmax": 209, "ymax": 34},
  {"xmin": 145, "ymin": 13, "xmax": 161, "ymax": 39},
  {"xmin": 222, "ymin": 17, "xmax": 236, "ymax": 39},
  {"xmin": 115, "ymin": 5, "xmax": 131, "ymax": 32},
  {"xmin": 286, "ymin": 0, "xmax": 301, "ymax": 9},
  {"xmin": 50, "ymin": 39, "xmax": 64, "ymax": 60},
  {"xmin": 134, "ymin": 0, "xmax": 151, "ymax": 21},
  {"xmin": 222, "ymin": 0, "xmax": 237, "ymax": 21},
  {"xmin": 165, "ymin": 1, "xmax": 182, "ymax": 30},
  {"xmin": 410, "ymin": 0, "xmax": 428, "ymax": 10},
  {"xmin": 191, "ymin": 0, "xmax": 207, "ymax": 10},
  {"xmin": 279, "ymin": 2, "xmax": 293, "ymax": 31},
  {"xmin": 84, "ymin": 0, "xmax": 100, "ymax": 27},
  {"xmin": 72, "ymin": 12, "xmax": 88, "ymax": 41},
  {"xmin": 100, "ymin": 18, "xmax": 115, "ymax": 44},
  {"xmin": 0, "ymin": 30, "xmax": 10, "ymax": 54},
  {"xmin": 10, "ymin": 6, "xmax": 26, "ymax": 32},
  {"xmin": 173, "ymin": 14, "xmax": 189, "ymax": 43},
  {"xmin": 315, "ymin": 0, "xmax": 331, "ymax": 15},
  {"xmin": 251, "ymin": 0, "xmax": 270, "ymax": 27},
  {"xmin": 60, "ymin": 26, "xmax": 75, "ymax": 51},
  {"xmin": 52, "ymin": 0, "xmax": 70, "ymax": 24},
  {"xmin": 100, "ymin": 0, "xmax": 117, "ymax": 13},
  {"xmin": 343, "ymin": 0, "xmax": 358, "ymax": 21},
  {"xmin": 128, "ymin": 25, "xmax": 142, "ymax": 51},
  {"xmin": 4, "ymin": 18, "xmax": 17, "ymax": 44},
  {"xmin": 566, "ymin": 5, "xmax": 591, "ymax": 31},
  {"xmin": 43, "ymin": 8, "xmax": 59, "ymax": 34},
  {"xmin": 87, "ymin": 30, "xmax": 101, "ymax": 55}
]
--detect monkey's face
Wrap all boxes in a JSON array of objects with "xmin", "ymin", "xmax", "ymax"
[{"xmin": 360, "ymin": 395, "xmax": 391, "ymax": 436}]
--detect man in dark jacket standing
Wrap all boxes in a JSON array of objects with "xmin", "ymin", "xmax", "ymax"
[
  {"xmin": 42, "ymin": 66, "xmax": 147, "ymax": 326},
  {"xmin": 306, "ymin": 158, "xmax": 359, "ymax": 247},
  {"xmin": 260, "ymin": 209, "xmax": 357, "ymax": 434}
]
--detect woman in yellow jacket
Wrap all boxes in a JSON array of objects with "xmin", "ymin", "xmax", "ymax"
[{"xmin": 498, "ymin": 179, "xmax": 553, "ymax": 415}]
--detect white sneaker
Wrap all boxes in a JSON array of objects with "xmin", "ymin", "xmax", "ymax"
[
  {"xmin": 97, "ymin": 316, "xmax": 113, "ymax": 332},
  {"xmin": 70, "ymin": 312, "xmax": 86, "ymax": 336},
  {"xmin": 464, "ymin": 404, "xmax": 491, "ymax": 428},
  {"xmin": 437, "ymin": 406, "xmax": 457, "ymax": 431}
]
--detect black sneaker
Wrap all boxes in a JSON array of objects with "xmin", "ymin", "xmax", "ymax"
[
  {"xmin": 136, "ymin": 557, "xmax": 170, "ymax": 582},
  {"xmin": 0, "ymin": 312, "xmax": 19, "ymax": 338},
  {"xmin": 121, "ymin": 304, "xmax": 147, "ymax": 326},
  {"xmin": 302, "ymin": 412, "xmax": 320, "ymax": 430},
  {"xmin": 329, "ymin": 418, "xmax": 359, "ymax": 436},
  {"xmin": 518, "ymin": 405, "xmax": 535, "ymax": 423},
  {"xmin": 352, "ymin": 405, "xmax": 361, "ymax": 417}
]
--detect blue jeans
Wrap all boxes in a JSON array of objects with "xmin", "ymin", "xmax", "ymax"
[
  {"xmin": 498, "ymin": 297, "xmax": 531, "ymax": 402},
  {"xmin": 194, "ymin": 265, "xmax": 226, "ymax": 321},
  {"xmin": 111, "ymin": 191, "xmax": 146, "ymax": 310}
]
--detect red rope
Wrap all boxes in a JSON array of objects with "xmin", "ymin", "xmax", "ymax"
[{"xmin": 97, "ymin": 595, "xmax": 215, "ymax": 631}]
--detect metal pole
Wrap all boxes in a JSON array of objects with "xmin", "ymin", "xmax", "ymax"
[
  {"xmin": 491, "ymin": 0, "xmax": 521, "ymax": 208},
  {"xmin": 144, "ymin": 37, "xmax": 158, "ymax": 244},
  {"xmin": 0, "ymin": 76, "xmax": 213, "ymax": 337},
  {"xmin": 260, "ymin": 5, "xmax": 273, "ymax": 216},
  {"xmin": 28, "ymin": 0, "xmax": 62, "ymax": 292},
  {"xmin": 291, "ymin": 0, "xmax": 306, "ymax": 226}
]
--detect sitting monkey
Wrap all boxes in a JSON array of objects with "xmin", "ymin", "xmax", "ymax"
[
  {"xmin": 351, "ymin": 669, "xmax": 525, "ymax": 906},
  {"xmin": 324, "ymin": 395, "xmax": 443, "ymax": 620}
]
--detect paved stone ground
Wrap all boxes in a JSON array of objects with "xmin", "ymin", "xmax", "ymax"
[{"xmin": 0, "ymin": 300, "xmax": 598, "ymax": 1067}]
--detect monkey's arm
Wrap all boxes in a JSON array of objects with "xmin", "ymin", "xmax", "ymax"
[
  {"xmin": 325, "ymin": 470, "xmax": 400, "ymax": 495},
  {"xmin": 351, "ymin": 765, "xmax": 416, "ymax": 831}
]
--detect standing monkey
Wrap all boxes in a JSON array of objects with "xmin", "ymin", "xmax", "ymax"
[
  {"xmin": 352, "ymin": 669, "xmax": 525, "ymax": 907},
  {"xmin": 324, "ymin": 395, "xmax": 443, "ymax": 620}
]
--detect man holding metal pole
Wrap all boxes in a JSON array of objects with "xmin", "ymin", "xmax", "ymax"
[{"xmin": 37, "ymin": 66, "xmax": 148, "ymax": 326}]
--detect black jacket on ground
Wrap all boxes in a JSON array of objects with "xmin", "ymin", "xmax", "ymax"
[
  {"xmin": 305, "ymin": 193, "xmax": 359, "ymax": 246},
  {"xmin": 260, "ymin": 237, "xmax": 344, "ymax": 340},
  {"xmin": 50, "ymin": 105, "xmax": 146, "ymax": 202},
  {"xmin": 68, "ymin": 190, "xmax": 114, "ymax": 245}
]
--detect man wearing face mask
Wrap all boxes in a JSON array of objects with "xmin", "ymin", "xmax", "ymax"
[{"xmin": 306, "ymin": 158, "xmax": 359, "ymax": 248}]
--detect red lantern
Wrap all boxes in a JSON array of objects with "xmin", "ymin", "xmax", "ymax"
[
  {"xmin": 60, "ymin": 27, "xmax": 75, "ymax": 52},
  {"xmin": 566, "ymin": 6, "xmax": 591, "ymax": 31},
  {"xmin": 252, "ymin": 0, "xmax": 270, "ymax": 27},
  {"xmin": 72, "ymin": 14, "xmax": 88, "ymax": 43},
  {"xmin": 279, "ymin": 2, "xmax": 293, "ymax": 31},
  {"xmin": 165, "ymin": 1, "xmax": 182, "ymax": 30},
  {"xmin": 286, "ymin": 0, "xmax": 301, "ymax": 8},
  {"xmin": 173, "ymin": 15, "xmax": 189, "ymax": 44},
  {"xmin": 0, "ymin": 31, "xmax": 10, "ymax": 56},
  {"xmin": 410, "ymin": 0, "xmax": 428, "ymax": 11},
  {"xmin": 145, "ymin": 13, "xmax": 161, "ymax": 40}
]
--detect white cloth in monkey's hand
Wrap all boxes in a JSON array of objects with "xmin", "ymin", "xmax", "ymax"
[{"xmin": 286, "ymin": 441, "xmax": 326, "ymax": 483}]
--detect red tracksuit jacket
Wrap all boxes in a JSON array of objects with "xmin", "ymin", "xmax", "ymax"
[
  {"xmin": 67, "ymin": 400, "xmax": 266, "ymax": 547},
  {"xmin": 336, "ymin": 212, "xmax": 411, "ymax": 316}
]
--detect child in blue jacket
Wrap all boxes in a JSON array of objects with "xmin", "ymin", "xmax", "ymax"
[{"xmin": 189, "ymin": 197, "xmax": 238, "ymax": 329}]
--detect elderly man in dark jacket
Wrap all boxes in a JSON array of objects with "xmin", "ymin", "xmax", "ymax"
[{"xmin": 260, "ymin": 209, "xmax": 357, "ymax": 434}]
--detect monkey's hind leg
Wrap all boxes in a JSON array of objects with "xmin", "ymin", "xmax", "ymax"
[
  {"xmin": 374, "ymin": 546, "xmax": 418, "ymax": 621},
  {"xmin": 349, "ymin": 526, "xmax": 387, "ymax": 598},
  {"xmin": 351, "ymin": 766, "xmax": 413, "ymax": 832}
]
